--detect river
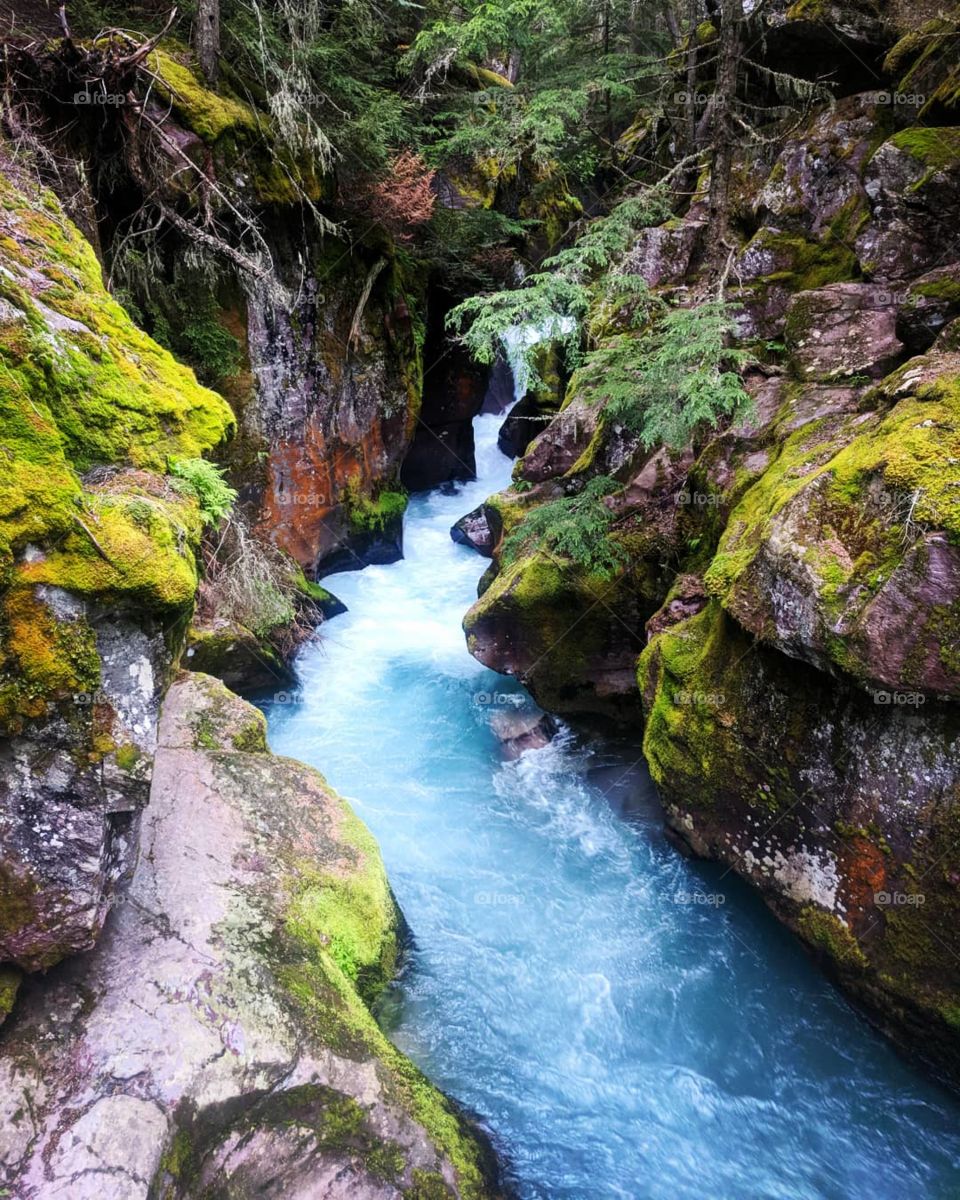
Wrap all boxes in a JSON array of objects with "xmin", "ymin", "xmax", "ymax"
[{"xmin": 264, "ymin": 400, "xmax": 960, "ymax": 1199}]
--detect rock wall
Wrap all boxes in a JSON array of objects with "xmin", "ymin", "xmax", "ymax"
[
  {"xmin": 0, "ymin": 169, "xmax": 234, "ymax": 976},
  {"xmin": 461, "ymin": 14, "xmax": 960, "ymax": 1080},
  {"xmin": 0, "ymin": 674, "xmax": 499, "ymax": 1199}
]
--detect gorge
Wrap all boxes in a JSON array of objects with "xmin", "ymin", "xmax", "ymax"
[{"xmin": 0, "ymin": 0, "xmax": 959, "ymax": 1196}]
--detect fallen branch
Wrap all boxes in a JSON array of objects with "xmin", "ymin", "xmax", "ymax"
[{"xmin": 348, "ymin": 257, "xmax": 387, "ymax": 351}]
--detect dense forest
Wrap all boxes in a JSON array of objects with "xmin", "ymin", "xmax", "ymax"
[{"xmin": 0, "ymin": 0, "xmax": 959, "ymax": 1195}]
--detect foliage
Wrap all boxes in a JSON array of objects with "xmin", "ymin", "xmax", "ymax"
[
  {"xmin": 346, "ymin": 151, "xmax": 437, "ymax": 245},
  {"xmin": 448, "ymin": 184, "xmax": 671, "ymax": 378},
  {"xmin": 581, "ymin": 300, "xmax": 755, "ymax": 449},
  {"xmin": 169, "ymin": 458, "xmax": 238, "ymax": 526},
  {"xmin": 196, "ymin": 516, "xmax": 305, "ymax": 641},
  {"xmin": 112, "ymin": 247, "xmax": 240, "ymax": 385},
  {"xmin": 502, "ymin": 476, "xmax": 627, "ymax": 576},
  {"xmin": 406, "ymin": 0, "xmax": 668, "ymax": 186}
]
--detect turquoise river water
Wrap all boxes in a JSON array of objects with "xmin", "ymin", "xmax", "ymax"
[{"xmin": 264, "ymin": 403, "xmax": 960, "ymax": 1200}]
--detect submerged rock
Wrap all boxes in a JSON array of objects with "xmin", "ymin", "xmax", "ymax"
[
  {"xmin": 451, "ymin": 506, "xmax": 496, "ymax": 557},
  {"xmin": 489, "ymin": 707, "xmax": 558, "ymax": 758},
  {"xmin": 0, "ymin": 674, "xmax": 499, "ymax": 1200}
]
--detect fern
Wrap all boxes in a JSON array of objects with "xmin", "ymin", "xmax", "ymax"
[
  {"xmin": 447, "ymin": 185, "xmax": 671, "ymax": 386},
  {"xmin": 169, "ymin": 458, "xmax": 238, "ymax": 527},
  {"xmin": 579, "ymin": 300, "xmax": 754, "ymax": 449},
  {"xmin": 502, "ymin": 476, "xmax": 627, "ymax": 577}
]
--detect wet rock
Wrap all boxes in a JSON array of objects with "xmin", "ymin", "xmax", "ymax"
[
  {"xmin": 452, "ymin": 506, "xmax": 496, "ymax": 557},
  {"xmin": 500, "ymin": 342, "xmax": 567, "ymax": 460},
  {"xmin": 896, "ymin": 264, "xmax": 960, "ymax": 353},
  {"xmin": 640, "ymin": 601, "xmax": 960, "ymax": 1085},
  {"xmin": 489, "ymin": 707, "xmax": 558, "ymax": 758},
  {"xmin": 706, "ymin": 352, "xmax": 960, "ymax": 697},
  {"xmin": 0, "ymin": 675, "xmax": 498, "ymax": 1200},
  {"xmin": 754, "ymin": 94, "xmax": 879, "ymax": 235},
  {"xmin": 481, "ymin": 356, "xmax": 516, "ymax": 415},
  {"xmin": 0, "ymin": 605, "xmax": 168, "ymax": 972},
  {"xmin": 402, "ymin": 294, "xmax": 489, "ymax": 492},
  {"xmin": 184, "ymin": 620, "xmax": 295, "ymax": 694},
  {"xmin": 785, "ymin": 282, "xmax": 904, "ymax": 380},
  {"xmin": 622, "ymin": 218, "xmax": 705, "ymax": 286},
  {"xmin": 645, "ymin": 575, "xmax": 709, "ymax": 641},
  {"xmin": 760, "ymin": 2, "xmax": 893, "ymax": 91},
  {"xmin": 247, "ymin": 233, "xmax": 421, "ymax": 572}
]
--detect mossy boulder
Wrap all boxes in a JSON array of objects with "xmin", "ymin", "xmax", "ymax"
[
  {"xmin": 856, "ymin": 127, "xmax": 960, "ymax": 282},
  {"xmin": 896, "ymin": 263, "xmax": 960, "ymax": 353},
  {"xmin": 639, "ymin": 599, "xmax": 960, "ymax": 1084},
  {"xmin": 705, "ymin": 352, "xmax": 960, "ymax": 695},
  {"xmin": 784, "ymin": 282, "xmax": 904, "ymax": 381},
  {"xmin": 184, "ymin": 620, "xmax": 295, "ymax": 695},
  {"xmin": 0, "ymin": 675, "xmax": 500, "ymax": 1199},
  {"xmin": 464, "ymin": 543, "xmax": 660, "ymax": 723},
  {"xmin": 884, "ymin": 12, "xmax": 960, "ymax": 120}
]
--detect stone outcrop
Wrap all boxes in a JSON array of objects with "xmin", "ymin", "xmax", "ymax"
[
  {"xmin": 0, "ymin": 674, "xmax": 499, "ymax": 1200},
  {"xmin": 0, "ymin": 172, "xmax": 234, "ymax": 972}
]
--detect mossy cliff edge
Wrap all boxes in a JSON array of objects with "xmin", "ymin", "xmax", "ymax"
[
  {"xmin": 0, "ymin": 674, "xmax": 499, "ymax": 1200},
  {"xmin": 0, "ymin": 169, "xmax": 234, "ymax": 972},
  {"xmin": 462, "ymin": 16, "xmax": 960, "ymax": 1082}
]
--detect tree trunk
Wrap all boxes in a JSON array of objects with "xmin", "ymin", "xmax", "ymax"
[
  {"xmin": 195, "ymin": 0, "xmax": 220, "ymax": 86},
  {"xmin": 684, "ymin": 0, "xmax": 699, "ymax": 150},
  {"xmin": 706, "ymin": 0, "xmax": 741, "ymax": 269}
]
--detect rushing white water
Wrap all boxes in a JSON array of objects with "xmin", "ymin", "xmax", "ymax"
[{"xmin": 264, "ymin": 404, "xmax": 960, "ymax": 1199}]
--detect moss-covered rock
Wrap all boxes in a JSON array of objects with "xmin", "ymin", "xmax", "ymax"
[
  {"xmin": 705, "ymin": 352, "xmax": 960, "ymax": 695},
  {"xmin": 0, "ymin": 174, "xmax": 234, "ymax": 971},
  {"xmin": 0, "ymin": 675, "xmax": 500, "ymax": 1199},
  {"xmin": 639, "ymin": 599, "xmax": 960, "ymax": 1083}
]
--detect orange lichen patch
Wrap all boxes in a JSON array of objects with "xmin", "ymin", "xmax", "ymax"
[
  {"xmin": 837, "ymin": 835, "xmax": 888, "ymax": 930},
  {"xmin": 258, "ymin": 422, "xmax": 396, "ymax": 567},
  {"xmin": 0, "ymin": 586, "xmax": 100, "ymax": 730}
]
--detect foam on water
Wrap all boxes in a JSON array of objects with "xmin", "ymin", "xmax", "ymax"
[{"xmin": 265, "ymin": 400, "xmax": 960, "ymax": 1199}]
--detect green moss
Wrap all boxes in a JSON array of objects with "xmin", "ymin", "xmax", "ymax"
[
  {"xmin": 888, "ymin": 127, "xmax": 960, "ymax": 173},
  {"xmin": 914, "ymin": 277, "xmax": 960, "ymax": 303},
  {"xmin": 0, "ymin": 175, "xmax": 234, "ymax": 735},
  {"xmin": 0, "ymin": 587, "xmax": 100, "ymax": 731},
  {"xmin": 347, "ymin": 488, "xmax": 408, "ymax": 535},
  {"xmin": 406, "ymin": 1169, "xmax": 457, "ymax": 1199},
  {"xmin": 113, "ymin": 743, "xmax": 142, "ymax": 772},
  {"xmin": 0, "ymin": 965, "xmax": 21, "ymax": 1025},
  {"xmin": 705, "ymin": 363, "xmax": 960, "ymax": 681},
  {"xmin": 148, "ymin": 48, "xmax": 258, "ymax": 144},
  {"xmin": 796, "ymin": 906, "xmax": 868, "ymax": 969},
  {"xmin": 285, "ymin": 814, "xmax": 399, "ymax": 1004}
]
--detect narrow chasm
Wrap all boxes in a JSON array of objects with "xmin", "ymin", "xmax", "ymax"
[{"xmin": 2, "ymin": 1, "xmax": 960, "ymax": 1198}]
